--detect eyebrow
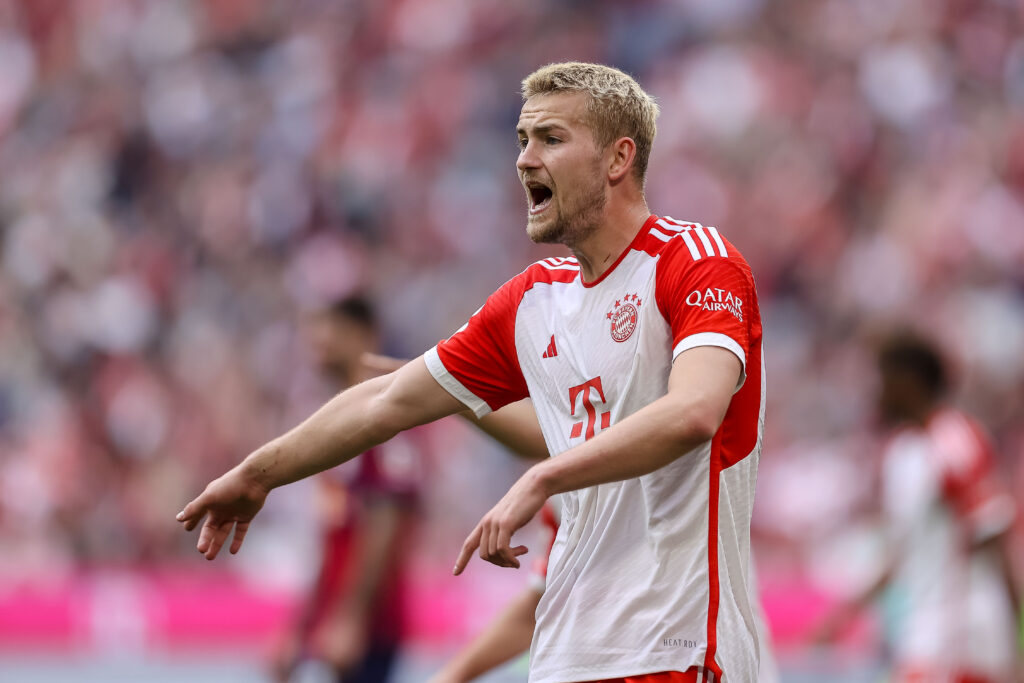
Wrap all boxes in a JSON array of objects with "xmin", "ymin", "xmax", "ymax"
[{"xmin": 516, "ymin": 123, "xmax": 570, "ymax": 137}]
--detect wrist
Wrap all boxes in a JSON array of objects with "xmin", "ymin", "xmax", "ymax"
[
  {"xmin": 240, "ymin": 444, "xmax": 281, "ymax": 494},
  {"xmin": 527, "ymin": 459, "xmax": 558, "ymax": 498}
]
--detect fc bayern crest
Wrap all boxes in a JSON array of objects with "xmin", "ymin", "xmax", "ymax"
[{"xmin": 607, "ymin": 293, "xmax": 642, "ymax": 342}]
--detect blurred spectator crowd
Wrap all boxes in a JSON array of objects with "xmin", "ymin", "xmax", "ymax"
[{"xmin": 0, "ymin": 0, "xmax": 1022, "ymax": 649}]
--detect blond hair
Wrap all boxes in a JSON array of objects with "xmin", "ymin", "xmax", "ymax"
[{"xmin": 522, "ymin": 62, "xmax": 659, "ymax": 186}]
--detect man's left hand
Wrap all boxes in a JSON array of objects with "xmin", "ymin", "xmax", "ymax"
[{"xmin": 453, "ymin": 465, "xmax": 549, "ymax": 574}]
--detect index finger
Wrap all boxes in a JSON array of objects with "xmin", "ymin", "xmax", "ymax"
[{"xmin": 453, "ymin": 524, "xmax": 482, "ymax": 576}]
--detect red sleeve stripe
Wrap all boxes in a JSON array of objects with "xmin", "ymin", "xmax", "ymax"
[
  {"xmin": 653, "ymin": 217, "xmax": 729, "ymax": 260},
  {"xmin": 692, "ymin": 226, "xmax": 717, "ymax": 258},
  {"xmin": 699, "ymin": 225, "xmax": 729, "ymax": 258},
  {"xmin": 652, "ymin": 219, "xmax": 703, "ymax": 260},
  {"xmin": 663, "ymin": 217, "xmax": 728, "ymax": 258}
]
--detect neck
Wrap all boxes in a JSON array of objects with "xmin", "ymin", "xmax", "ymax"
[
  {"xmin": 569, "ymin": 199, "xmax": 651, "ymax": 282},
  {"xmin": 911, "ymin": 401, "xmax": 941, "ymax": 427}
]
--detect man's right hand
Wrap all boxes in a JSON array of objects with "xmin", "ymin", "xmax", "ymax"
[
  {"xmin": 177, "ymin": 355, "xmax": 466, "ymax": 559},
  {"xmin": 176, "ymin": 463, "xmax": 270, "ymax": 560}
]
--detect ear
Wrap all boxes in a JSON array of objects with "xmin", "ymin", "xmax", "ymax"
[{"xmin": 607, "ymin": 137, "xmax": 637, "ymax": 183}]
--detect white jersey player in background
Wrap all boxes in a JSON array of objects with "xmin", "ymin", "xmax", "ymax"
[
  {"xmin": 818, "ymin": 332, "xmax": 1022, "ymax": 683},
  {"xmin": 178, "ymin": 62, "xmax": 765, "ymax": 683}
]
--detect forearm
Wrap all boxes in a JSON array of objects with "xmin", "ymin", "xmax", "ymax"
[
  {"xmin": 531, "ymin": 391, "xmax": 722, "ymax": 497},
  {"xmin": 244, "ymin": 359, "xmax": 462, "ymax": 491},
  {"xmin": 434, "ymin": 588, "xmax": 540, "ymax": 682},
  {"xmin": 835, "ymin": 562, "xmax": 893, "ymax": 622},
  {"xmin": 243, "ymin": 376, "xmax": 393, "ymax": 490}
]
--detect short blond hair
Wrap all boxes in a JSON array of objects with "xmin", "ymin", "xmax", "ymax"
[{"xmin": 522, "ymin": 62, "xmax": 659, "ymax": 186}]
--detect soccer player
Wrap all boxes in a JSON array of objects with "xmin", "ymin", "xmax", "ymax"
[
  {"xmin": 178, "ymin": 62, "xmax": 765, "ymax": 682},
  {"xmin": 363, "ymin": 354, "xmax": 779, "ymax": 683},
  {"xmin": 817, "ymin": 333, "xmax": 1022, "ymax": 683},
  {"xmin": 269, "ymin": 298, "xmax": 422, "ymax": 683}
]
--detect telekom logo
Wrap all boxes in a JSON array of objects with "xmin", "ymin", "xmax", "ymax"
[{"xmin": 568, "ymin": 376, "xmax": 611, "ymax": 441}]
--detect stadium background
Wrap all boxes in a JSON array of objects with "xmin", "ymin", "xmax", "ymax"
[{"xmin": 0, "ymin": 0, "xmax": 1022, "ymax": 680}]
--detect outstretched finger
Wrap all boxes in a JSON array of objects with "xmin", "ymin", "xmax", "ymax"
[
  {"xmin": 198, "ymin": 517, "xmax": 233, "ymax": 560},
  {"xmin": 453, "ymin": 524, "xmax": 482, "ymax": 576},
  {"xmin": 229, "ymin": 521, "xmax": 250, "ymax": 555}
]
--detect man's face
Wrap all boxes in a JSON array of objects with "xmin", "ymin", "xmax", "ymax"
[
  {"xmin": 877, "ymin": 366, "xmax": 920, "ymax": 425},
  {"xmin": 516, "ymin": 92, "xmax": 607, "ymax": 246},
  {"xmin": 304, "ymin": 312, "xmax": 375, "ymax": 380}
]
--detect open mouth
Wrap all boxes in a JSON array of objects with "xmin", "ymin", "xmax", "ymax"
[{"xmin": 526, "ymin": 180, "xmax": 553, "ymax": 215}]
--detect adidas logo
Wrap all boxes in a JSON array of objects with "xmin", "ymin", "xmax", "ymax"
[{"xmin": 542, "ymin": 334, "xmax": 558, "ymax": 359}]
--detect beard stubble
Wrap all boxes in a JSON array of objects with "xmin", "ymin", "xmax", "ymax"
[{"xmin": 526, "ymin": 162, "xmax": 607, "ymax": 248}]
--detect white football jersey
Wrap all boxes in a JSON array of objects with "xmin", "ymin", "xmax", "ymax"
[
  {"xmin": 426, "ymin": 215, "xmax": 765, "ymax": 682},
  {"xmin": 882, "ymin": 409, "xmax": 1017, "ymax": 681}
]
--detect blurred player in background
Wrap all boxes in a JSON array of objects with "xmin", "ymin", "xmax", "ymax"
[
  {"xmin": 270, "ymin": 298, "xmax": 421, "ymax": 683},
  {"xmin": 818, "ymin": 332, "xmax": 1022, "ymax": 683},
  {"xmin": 179, "ymin": 62, "xmax": 765, "ymax": 682}
]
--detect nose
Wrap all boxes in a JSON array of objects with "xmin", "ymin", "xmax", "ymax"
[{"xmin": 517, "ymin": 140, "xmax": 539, "ymax": 173}]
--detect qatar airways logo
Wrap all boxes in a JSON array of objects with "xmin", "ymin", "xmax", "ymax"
[{"xmin": 686, "ymin": 287, "xmax": 743, "ymax": 322}]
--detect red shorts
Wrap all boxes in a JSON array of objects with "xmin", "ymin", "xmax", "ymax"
[{"xmin": 589, "ymin": 669, "xmax": 706, "ymax": 683}]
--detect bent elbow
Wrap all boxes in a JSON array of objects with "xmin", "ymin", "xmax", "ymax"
[
  {"xmin": 362, "ymin": 375, "xmax": 406, "ymax": 443},
  {"xmin": 683, "ymin": 405, "xmax": 725, "ymax": 445}
]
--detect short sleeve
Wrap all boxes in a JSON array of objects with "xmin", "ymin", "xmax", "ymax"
[
  {"xmin": 425, "ymin": 279, "xmax": 529, "ymax": 418},
  {"xmin": 931, "ymin": 414, "xmax": 1017, "ymax": 542},
  {"xmin": 655, "ymin": 243, "xmax": 755, "ymax": 385}
]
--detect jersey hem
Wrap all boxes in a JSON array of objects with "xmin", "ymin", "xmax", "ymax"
[
  {"xmin": 528, "ymin": 657, "xmax": 707, "ymax": 683},
  {"xmin": 423, "ymin": 347, "xmax": 492, "ymax": 418},
  {"xmin": 672, "ymin": 332, "xmax": 747, "ymax": 390}
]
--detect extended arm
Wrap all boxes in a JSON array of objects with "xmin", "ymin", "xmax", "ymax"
[
  {"xmin": 363, "ymin": 353, "xmax": 548, "ymax": 461},
  {"xmin": 811, "ymin": 555, "xmax": 895, "ymax": 644},
  {"xmin": 177, "ymin": 356, "xmax": 465, "ymax": 560},
  {"xmin": 454, "ymin": 345, "xmax": 742, "ymax": 573}
]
